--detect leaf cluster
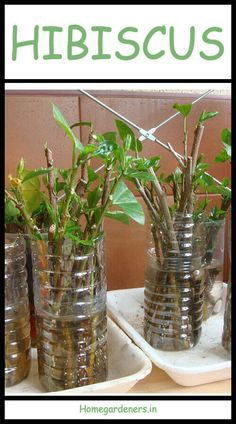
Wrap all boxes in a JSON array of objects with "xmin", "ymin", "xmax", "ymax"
[{"xmin": 5, "ymin": 105, "xmax": 146, "ymax": 244}]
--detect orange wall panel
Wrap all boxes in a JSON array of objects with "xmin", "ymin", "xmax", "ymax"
[{"xmin": 5, "ymin": 95, "xmax": 80, "ymax": 183}]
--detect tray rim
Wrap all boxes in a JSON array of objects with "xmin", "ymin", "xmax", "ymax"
[
  {"xmin": 5, "ymin": 317, "xmax": 152, "ymax": 395},
  {"xmin": 107, "ymin": 287, "xmax": 231, "ymax": 376}
]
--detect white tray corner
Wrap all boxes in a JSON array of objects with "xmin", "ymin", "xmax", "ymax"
[{"xmin": 107, "ymin": 286, "xmax": 231, "ymax": 387}]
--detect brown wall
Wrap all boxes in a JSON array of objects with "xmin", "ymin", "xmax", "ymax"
[{"xmin": 5, "ymin": 91, "xmax": 231, "ymax": 289}]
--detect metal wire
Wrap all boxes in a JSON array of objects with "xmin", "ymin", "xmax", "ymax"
[
  {"xmin": 79, "ymin": 88, "xmax": 230, "ymax": 191},
  {"xmin": 138, "ymin": 89, "xmax": 214, "ymax": 141},
  {"xmin": 79, "ymin": 89, "xmax": 141, "ymax": 131}
]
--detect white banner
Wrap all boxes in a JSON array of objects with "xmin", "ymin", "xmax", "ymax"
[
  {"xmin": 5, "ymin": 4, "xmax": 231, "ymax": 80},
  {"xmin": 5, "ymin": 400, "xmax": 231, "ymax": 420}
]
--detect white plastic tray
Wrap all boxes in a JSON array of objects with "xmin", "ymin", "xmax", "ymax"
[
  {"xmin": 107, "ymin": 286, "xmax": 231, "ymax": 387},
  {"xmin": 5, "ymin": 317, "xmax": 152, "ymax": 395}
]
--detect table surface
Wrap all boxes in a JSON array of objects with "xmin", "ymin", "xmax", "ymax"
[{"xmin": 129, "ymin": 364, "xmax": 231, "ymax": 394}]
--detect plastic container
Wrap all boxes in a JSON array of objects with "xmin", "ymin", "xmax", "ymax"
[
  {"xmin": 222, "ymin": 216, "xmax": 231, "ymax": 355},
  {"xmin": 31, "ymin": 236, "xmax": 107, "ymax": 392},
  {"xmin": 5, "ymin": 234, "xmax": 31, "ymax": 387},
  {"xmin": 5, "ymin": 318, "xmax": 152, "ymax": 395},
  {"xmin": 144, "ymin": 213, "xmax": 205, "ymax": 351},
  {"xmin": 24, "ymin": 234, "xmax": 37, "ymax": 347},
  {"xmin": 203, "ymin": 219, "xmax": 225, "ymax": 320}
]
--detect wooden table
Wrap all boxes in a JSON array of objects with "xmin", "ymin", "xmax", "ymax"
[{"xmin": 129, "ymin": 364, "xmax": 231, "ymax": 394}]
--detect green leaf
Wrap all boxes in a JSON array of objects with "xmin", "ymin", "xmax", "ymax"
[
  {"xmin": 93, "ymin": 140, "xmax": 118, "ymax": 156},
  {"xmin": 135, "ymin": 156, "xmax": 160, "ymax": 170},
  {"xmin": 209, "ymin": 206, "xmax": 227, "ymax": 220},
  {"xmin": 214, "ymin": 149, "xmax": 230, "ymax": 163},
  {"xmin": 52, "ymin": 104, "xmax": 84, "ymax": 151},
  {"xmin": 115, "ymin": 120, "xmax": 142, "ymax": 152},
  {"xmin": 112, "ymin": 180, "xmax": 145, "ymax": 225},
  {"xmin": 216, "ymin": 210, "xmax": 227, "ymax": 217},
  {"xmin": 124, "ymin": 134, "xmax": 132, "ymax": 152},
  {"xmin": 214, "ymin": 128, "xmax": 231, "ymax": 163},
  {"xmin": 143, "ymin": 156, "xmax": 160, "ymax": 168},
  {"xmin": 131, "ymin": 138, "xmax": 143, "ymax": 152},
  {"xmin": 115, "ymin": 119, "xmax": 135, "ymax": 143},
  {"xmin": 114, "ymin": 146, "xmax": 125, "ymax": 163},
  {"xmin": 196, "ymin": 153, "xmax": 205, "ymax": 164},
  {"xmin": 198, "ymin": 173, "xmax": 214, "ymax": 187},
  {"xmin": 221, "ymin": 128, "xmax": 231, "ymax": 145},
  {"xmin": 78, "ymin": 145, "xmax": 97, "ymax": 161},
  {"xmin": 207, "ymin": 184, "xmax": 231, "ymax": 198},
  {"xmin": 87, "ymin": 186, "xmax": 102, "ymax": 208},
  {"xmin": 21, "ymin": 171, "xmax": 42, "ymax": 214},
  {"xmin": 59, "ymin": 168, "xmax": 69, "ymax": 180},
  {"xmin": 42, "ymin": 174, "xmax": 48, "ymax": 188},
  {"xmin": 195, "ymin": 198, "xmax": 210, "ymax": 213},
  {"xmin": 93, "ymin": 208, "xmax": 102, "ymax": 225},
  {"xmin": 87, "ymin": 166, "xmax": 98, "ymax": 183},
  {"xmin": 198, "ymin": 111, "xmax": 219, "ymax": 123},
  {"xmin": 193, "ymin": 197, "xmax": 211, "ymax": 221},
  {"xmin": 158, "ymin": 172, "xmax": 165, "ymax": 183},
  {"xmin": 173, "ymin": 167, "xmax": 182, "ymax": 183},
  {"xmin": 223, "ymin": 143, "xmax": 231, "ymax": 157},
  {"xmin": 5, "ymin": 199, "xmax": 20, "ymax": 223},
  {"xmin": 22, "ymin": 168, "xmax": 51, "ymax": 183},
  {"xmin": 173, "ymin": 103, "xmax": 192, "ymax": 117},
  {"xmin": 17, "ymin": 158, "xmax": 25, "ymax": 179},
  {"xmin": 222, "ymin": 177, "xmax": 230, "ymax": 187},
  {"xmin": 164, "ymin": 174, "xmax": 173, "ymax": 184},
  {"xmin": 102, "ymin": 131, "xmax": 117, "ymax": 142},
  {"xmin": 64, "ymin": 233, "xmax": 94, "ymax": 246},
  {"xmin": 105, "ymin": 210, "xmax": 129, "ymax": 224},
  {"xmin": 31, "ymin": 201, "xmax": 49, "ymax": 221},
  {"xmin": 43, "ymin": 198, "xmax": 58, "ymax": 226},
  {"xmin": 76, "ymin": 238, "xmax": 94, "ymax": 246},
  {"xmin": 55, "ymin": 180, "xmax": 66, "ymax": 193},
  {"xmin": 164, "ymin": 168, "xmax": 182, "ymax": 185},
  {"xmin": 70, "ymin": 121, "xmax": 92, "ymax": 129},
  {"xmin": 65, "ymin": 220, "xmax": 82, "ymax": 235},
  {"xmin": 95, "ymin": 134, "xmax": 105, "ymax": 143},
  {"xmin": 125, "ymin": 170, "xmax": 154, "ymax": 181},
  {"xmin": 169, "ymin": 204, "xmax": 177, "ymax": 216},
  {"xmin": 195, "ymin": 161, "xmax": 209, "ymax": 173}
]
